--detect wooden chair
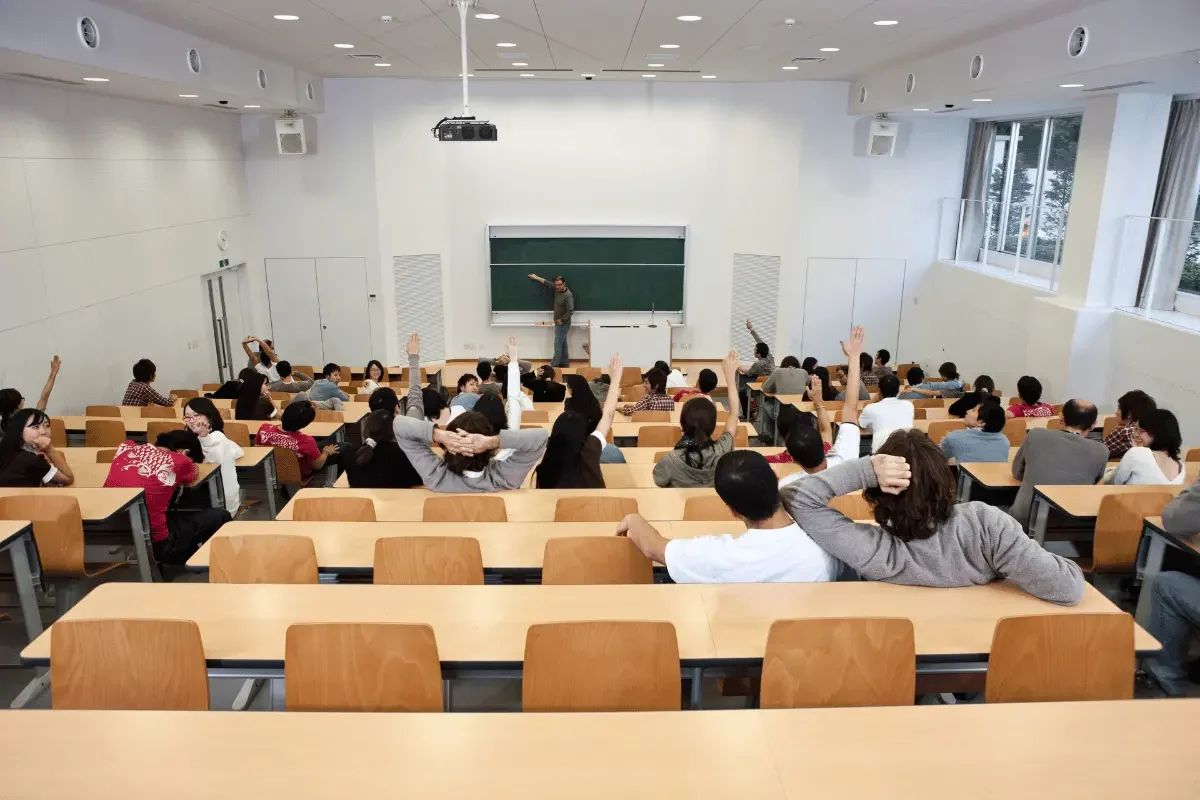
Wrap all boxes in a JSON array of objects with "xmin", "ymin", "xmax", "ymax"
[
  {"xmin": 291, "ymin": 367, "xmax": 313, "ymax": 380},
  {"xmin": 270, "ymin": 392, "xmax": 293, "ymax": 402},
  {"xmin": 338, "ymin": 366, "xmax": 354, "ymax": 381},
  {"xmin": 224, "ymin": 422, "xmax": 251, "ymax": 447},
  {"xmin": 912, "ymin": 408, "xmax": 927, "ymax": 421},
  {"xmin": 542, "ymin": 538, "xmax": 654, "ymax": 585},
  {"xmin": 622, "ymin": 384, "xmax": 647, "ymax": 403},
  {"xmin": 522, "ymin": 410, "xmax": 550, "ymax": 422},
  {"xmin": 1088, "ymin": 493, "xmax": 1175, "ymax": 575},
  {"xmin": 1102, "ymin": 416, "xmax": 1119, "ymax": 439},
  {"xmin": 84, "ymin": 419, "xmax": 126, "ymax": 447},
  {"xmin": 896, "ymin": 364, "xmax": 918, "ymax": 382},
  {"xmin": 209, "ymin": 535, "xmax": 319, "ymax": 584},
  {"xmin": 401, "ymin": 367, "xmax": 428, "ymax": 384},
  {"xmin": 85, "ymin": 405, "xmax": 120, "ymax": 417},
  {"xmin": 272, "ymin": 448, "xmax": 307, "ymax": 500},
  {"xmin": 760, "ymin": 618, "xmax": 915, "ymax": 709},
  {"xmin": 0, "ymin": 495, "xmax": 127, "ymax": 584},
  {"xmin": 554, "ymin": 496, "xmax": 639, "ymax": 522},
  {"xmin": 1005, "ymin": 397, "xmax": 1021, "ymax": 407},
  {"xmin": 1052, "ymin": 404, "xmax": 1065, "ymax": 414},
  {"xmin": 1047, "ymin": 418, "xmax": 1066, "ymax": 431},
  {"xmin": 577, "ymin": 367, "xmax": 602, "ymax": 381},
  {"xmin": 313, "ymin": 410, "xmax": 344, "ymax": 423},
  {"xmin": 139, "ymin": 405, "xmax": 177, "ymax": 419},
  {"xmin": 171, "ymin": 389, "xmax": 200, "ymax": 400},
  {"xmin": 145, "ymin": 421, "xmax": 184, "ymax": 442},
  {"xmin": 1002, "ymin": 417, "xmax": 1027, "ymax": 448},
  {"xmin": 619, "ymin": 367, "xmax": 644, "ymax": 388},
  {"xmin": 631, "ymin": 411, "xmax": 670, "ymax": 422},
  {"xmin": 1187, "ymin": 447, "xmax": 1200, "ymax": 463},
  {"xmin": 637, "ymin": 426, "xmax": 679, "ymax": 448},
  {"xmin": 912, "ymin": 398, "xmax": 945, "ymax": 409},
  {"xmin": 422, "ymin": 496, "xmax": 507, "ymax": 522},
  {"xmin": 985, "ymin": 613, "xmax": 1134, "ymax": 703},
  {"xmin": 293, "ymin": 497, "xmax": 376, "ymax": 522},
  {"xmin": 95, "ymin": 449, "xmax": 117, "ymax": 464},
  {"xmin": 522, "ymin": 621, "xmax": 680, "ymax": 712},
  {"xmin": 733, "ymin": 426, "xmax": 750, "ymax": 447},
  {"xmin": 285, "ymin": 623, "xmax": 443, "ymax": 712},
  {"xmin": 829, "ymin": 493, "xmax": 873, "ymax": 521},
  {"xmin": 201, "ymin": 383, "xmax": 222, "ymax": 392},
  {"xmin": 926, "ymin": 420, "xmax": 965, "ymax": 445},
  {"xmin": 373, "ymin": 537, "xmax": 484, "ymax": 585},
  {"xmin": 51, "ymin": 619, "xmax": 209, "ymax": 710},
  {"xmin": 682, "ymin": 495, "xmax": 737, "ymax": 521},
  {"xmin": 218, "ymin": 407, "xmax": 232, "ymax": 420},
  {"xmin": 653, "ymin": 450, "xmax": 670, "ymax": 464},
  {"xmin": 49, "ymin": 417, "xmax": 66, "ymax": 448}
]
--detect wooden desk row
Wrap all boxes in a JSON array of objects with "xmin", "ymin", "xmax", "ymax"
[
  {"xmin": 57, "ymin": 416, "xmax": 346, "ymax": 442},
  {"xmin": 1, "ymin": 700, "xmax": 1195, "ymax": 798},
  {"xmin": 332, "ymin": 461, "xmax": 802, "ymax": 489}
]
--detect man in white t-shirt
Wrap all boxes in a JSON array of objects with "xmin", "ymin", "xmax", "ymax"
[
  {"xmin": 858, "ymin": 373, "xmax": 915, "ymax": 453},
  {"xmin": 618, "ymin": 449, "xmax": 840, "ymax": 583}
]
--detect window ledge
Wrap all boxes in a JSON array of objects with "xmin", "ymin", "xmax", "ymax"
[
  {"xmin": 1116, "ymin": 305, "xmax": 1200, "ymax": 336},
  {"xmin": 939, "ymin": 259, "xmax": 1056, "ymax": 292}
]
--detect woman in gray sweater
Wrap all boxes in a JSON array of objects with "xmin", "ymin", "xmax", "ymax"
[{"xmin": 780, "ymin": 429, "xmax": 1084, "ymax": 605}]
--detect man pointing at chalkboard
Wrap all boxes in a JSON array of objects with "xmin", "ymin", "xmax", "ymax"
[{"xmin": 528, "ymin": 273, "xmax": 574, "ymax": 367}]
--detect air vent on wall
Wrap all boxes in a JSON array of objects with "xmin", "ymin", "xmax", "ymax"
[
  {"xmin": 905, "ymin": 73, "xmax": 915, "ymax": 93},
  {"xmin": 203, "ymin": 103, "xmax": 239, "ymax": 111},
  {"xmin": 78, "ymin": 16, "xmax": 100, "ymax": 49},
  {"xmin": 8, "ymin": 72, "xmax": 85, "ymax": 86},
  {"xmin": 347, "ymin": 53, "xmax": 384, "ymax": 60},
  {"xmin": 1083, "ymin": 80, "xmax": 1151, "ymax": 92},
  {"xmin": 646, "ymin": 54, "xmax": 680, "ymax": 61},
  {"xmin": 970, "ymin": 54, "xmax": 984, "ymax": 79},
  {"xmin": 1068, "ymin": 26, "xmax": 1088, "ymax": 58},
  {"xmin": 187, "ymin": 48, "xmax": 202, "ymax": 74},
  {"xmin": 601, "ymin": 69, "xmax": 698, "ymax": 74},
  {"xmin": 935, "ymin": 107, "xmax": 967, "ymax": 113},
  {"xmin": 791, "ymin": 57, "xmax": 826, "ymax": 64}
]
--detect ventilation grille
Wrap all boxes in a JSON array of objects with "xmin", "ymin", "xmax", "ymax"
[
  {"xmin": 394, "ymin": 255, "xmax": 446, "ymax": 362},
  {"xmin": 970, "ymin": 54, "xmax": 984, "ymax": 80},
  {"xmin": 729, "ymin": 254, "xmax": 781, "ymax": 361},
  {"xmin": 791, "ymin": 57, "xmax": 826, "ymax": 64},
  {"xmin": 646, "ymin": 53, "xmax": 680, "ymax": 61},
  {"xmin": 347, "ymin": 53, "xmax": 384, "ymax": 60},
  {"xmin": 601, "ymin": 69, "xmax": 698, "ymax": 73},
  {"xmin": 203, "ymin": 103, "xmax": 238, "ymax": 111},
  {"xmin": 8, "ymin": 72, "xmax": 85, "ymax": 86},
  {"xmin": 1068, "ymin": 26, "xmax": 1088, "ymax": 58},
  {"xmin": 1083, "ymin": 80, "xmax": 1151, "ymax": 92},
  {"xmin": 935, "ymin": 107, "xmax": 967, "ymax": 114}
]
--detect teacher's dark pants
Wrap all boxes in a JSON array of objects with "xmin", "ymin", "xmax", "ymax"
[{"xmin": 552, "ymin": 322, "xmax": 570, "ymax": 366}]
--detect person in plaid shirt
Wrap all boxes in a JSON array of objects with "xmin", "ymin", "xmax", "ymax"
[
  {"xmin": 121, "ymin": 359, "xmax": 176, "ymax": 407},
  {"xmin": 1104, "ymin": 389, "xmax": 1157, "ymax": 459},
  {"xmin": 621, "ymin": 367, "xmax": 675, "ymax": 415}
]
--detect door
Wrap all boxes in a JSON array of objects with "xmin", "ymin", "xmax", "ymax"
[
  {"xmin": 850, "ymin": 259, "xmax": 906, "ymax": 361},
  {"xmin": 800, "ymin": 258, "xmax": 856, "ymax": 364},
  {"xmin": 315, "ymin": 257, "xmax": 371, "ymax": 366},
  {"xmin": 204, "ymin": 268, "xmax": 249, "ymax": 383},
  {"xmin": 265, "ymin": 258, "xmax": 324, "ymax": 367}
]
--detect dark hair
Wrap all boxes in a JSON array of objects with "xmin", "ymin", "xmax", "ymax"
[
  {"xmin": 457, "ymin": 373, "xmax": 479, "ymax": 392},
  {"xmin": 858, "ymin": 352, "xmax": 873, "ymax": 372},
  {"xmin": 237, "ymin": 367, "xmax": 258, "ymax": 382},
  {"xmin": 864, "ymin": 430, "xmax": 956, "ymax": 542},
  {"xmin": 878, "ymin": 373, "xmax": 901, "ymax": 398},
  {"xmin": 715, "ymin": 451, "xmax": 781, "ymax": 522},
  {"xmin": 905, "ymin": 366, "xmax": 925, "ymax": 386},
  {"xmin": 643, "ymin": 368, "xmax": 667, "ymax": 395},
  {"xmin": 1139, "ymin": 408, "xmax": 1181, "ymax": 461},
  {"xmin": 697, "ymin": 369, "xmax": 718, "ymax": 394},
  {"xmin": 422, "ymin": 387, "xmax": 446, "ymax": 421},
  {"xmin": 536, "ymin": 411, "xmax": 593, "ymax": 488},
  {"xmin": 784, "ymin": 422, "xmax": 826, "ymax": 469},
  {"xmin": 132, "ymin": 358, "xmax": 156, "ymax": 383},
  {"xmin": 280, "ymin": 399, "xmax": 316, "ymax": 432},
  {"xmin": 564, "ymin": 375, "xmax": 601, "ymax": 433},
  {"xmin": 938, "ymin": 362, "xmax": 958, "ymax": 381},
  {"xmin": 1062, "ymin": 399, "xmax": 1098, "ymax": 431},
  {"xmin": 1117, "ymin": 390, "xmax": 1156, "ymax": 424},
  {"xmin": 1016, "ymin": 376, "xmax": 1043, "ymax": 406},
  {"xmin": 554, "ymin": 275, "xmax": 566, "ymax": 284},
  {"xmin": 0, "ymin": 409, "xmax": 50, "ymax": 474},
  {"xmin": 363, "ymin": 360, "xmax": 385, "ymax": 382},
  {"xmin": 185, "ymin": 397, "xmax": 224, "ymax": 433},
  {"xmin": 442, "ymin": 411, "xmax": 496, "ymax": 474},
  {"xmin": 754, "ymin": 341, "xmax": 769, "ymax": 359},
  {"xmin": 979, "ymin": 402, "xmax": 1007, "ymax": 434},
  {"xmin": 276, "ymin": 360, "xmax": 293, "ymax": 379},
  {"xmin": 678, "ymin": 397, "xmax": 717, "ymax": 468},
  {"xmin": 973, "ymin": 375, "xmax": 995, "ymax": 396},
  {"xmin": 780, "ymin": 356, "xmax": 801, "ymax": 369},
  {"xmin": 477, "ymin": 361, "xmax": 493, "ymax": 381},
  {"xmin": 234, "ymin": 372, "xmax": 269, "ymax": 420},
  {"xmin": 876, "ymin": 349, "xmax": 891, "ymax": 365},
  {"xmin": 355, "ymin": 410, "xmax": 396, "ymax": 466},
  {"xmin": 538, "ymin": 365, "xmax": 556, "ymax": 381},
  {"xmin": 155, "ymin": 429, "xmax": 203, "ymax": 463},
  {"xmin": 812, "ymin": 367, "xmax": 836, "ymax": 402},
  {"xmin": 654, "ymin": 360, "xmax": 670, "ymax": 374},
  {"xmin": 369, "ymin": 387, "xmax": 400, "ymax": 415},
  {"xmin": 258, "ymin": 340, "xmax": 274, "ymax": 368},
  {"xmin": 474, "ymin": 394, "xmax": 507, "ymax": 432},
  {"xmin": 596, "ymin": 374, "xmax": 611, "ymax": 385},
  {"xmin": 322, "ymin": 363, "xmax": 340, "ymax": 379},
  {"xmin": 0, "ymin": 388, "xmax": 23, "ymax": 430},
  {"xmin": 801, "ymin": 357, "xmax": 818, "ymax": 372}
]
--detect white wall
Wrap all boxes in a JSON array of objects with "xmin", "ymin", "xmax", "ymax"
[{"xmin": 0, "ymin": 77, "xmax": 254, "ymax": 414}]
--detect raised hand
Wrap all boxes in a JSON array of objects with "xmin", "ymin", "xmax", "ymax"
[
  {"xmin": 745, "ymin": 318, "xmax": 753, "ymax": 330},
  {"xmin": 506, "ymin": 335, "xmax": 519, "ymax": 361},
  {"xmin": 608, "ymin": 352, "xmax": 623, "ymax": 379},
  {"xmin": 406, "ymin": 333, "xmax": 420, "ymax": 357},
  {"xmin": 840, "ymin": 326, "xmax": 866, "ymax": 359},
  {"xmin": 808, "ymin": 373, "xmax": 822, "ymax": 396},
  {"xmin": 49, "ymin": 355, "xmax": 61, "ymax": 376},
  {"xmin": 722, "ymin": 349, "xmax": 739, "ymax": 379}
]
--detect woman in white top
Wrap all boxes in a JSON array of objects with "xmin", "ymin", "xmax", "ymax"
[
  {"xmin": 1105, "ymin": 408, "xmax": 1185, "ymax": 486},
  {"xmin": 243, "ymin": 336, "xmax": 280, "ymax": 383},
  {"xmin": 184, "ymin": 397, "xmax": 244, "ymax": 513}
]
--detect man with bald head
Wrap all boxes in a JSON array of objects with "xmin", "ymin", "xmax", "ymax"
[{"xmin": 1010, "ymin": 399, "xmax": 1109, "ymax": 527}]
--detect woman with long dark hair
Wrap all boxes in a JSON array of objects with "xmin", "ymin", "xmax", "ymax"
[
  {"xmin": 0, "ymin": 408, "xmax": 74, "ymax": 486},
  {"xmin": 340, "ymin": 409, "xmax": 422, "ymax": 488},
  {"xmin": 805, "ymin": 366, "xmax": 839, "ymax": 403},
  {"xmin": 653, "ymin": 352, "xmax": 741, "ymax": 488},
  {"xmin": 1106, "ymin": 408, "xmax": 1185, "ymax": 486},
  {"xmin": 234, "ymin": 372, "xmax": 276, "ymax": 421},
  {"xmin": 362, "ymin": 359, "xmax": 387, "ymax": 394},
  {"xmin": 536, "ymin": 355, "xmax": 622, "ymax": 489}
]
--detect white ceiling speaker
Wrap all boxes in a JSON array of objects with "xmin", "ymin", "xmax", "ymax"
[
  {"xmin": 1068, "ymin": 26, "xmax": 1088, "ymax": 58},
  {"xmin": 78, "ymin": 17, "xmax": 99, "ymax": 49},
  {"xmin": 275, "ymin": 114, "xmax": 307, "ymax": 155},
  {"xmin": 867, "ymin": 116, "xmax": 898, "ymax": 157},
  {"xmin": 187, "ymin": 48, "xmax": 202, "ymax": 74},
  {"xmin": 970, "ymin": 54, "xmax": 983, "ymax": 79}
]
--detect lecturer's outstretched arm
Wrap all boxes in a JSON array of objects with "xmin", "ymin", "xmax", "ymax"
[{"xmin": 527, "ymin": 273, "xmax": 547, "ymax": 284}]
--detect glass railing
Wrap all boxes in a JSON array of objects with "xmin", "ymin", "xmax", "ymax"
[
  {"xmin": 1119, "ymin": 215, "xmax": 1200, "ymax": 316},
  {"xmin": 938, "ymin": 198, "xmax": 1068, "ymax": 292}
]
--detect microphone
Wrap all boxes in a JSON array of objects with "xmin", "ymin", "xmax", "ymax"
[{"xmin": 648, "ymin": 302, "xmax": 658, "ymax": 328}]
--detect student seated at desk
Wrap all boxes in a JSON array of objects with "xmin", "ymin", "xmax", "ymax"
[
  {"xmin": 801, "ymin": 356, "xmax": 818, "ymax": 374},
  {"xmin": 589, "ymin": 373, "xmax": 612, "ymax": 403},
  {"xmin": 896, "ymin": 366, "xmax": 926, "ymax": 400},
  {"xmin": 948, "ymin": 376, "xmax": 996, "ymax": 417},
  {"xmin": 183, "ymin": 398, "xmax": 243, "ymax": 514},
  {"xmin": 122, "ymin": 359, "xmax": 176, "ymax": 407},
  {"xmin": 340, "ymin": 409, "xmax": 422, "ymax": 489},
  {"xmin": 940, "ymin": 399, "xmax": 1008, "ymax": 463},
  {"xmin": 476, "ymin": 361, "xmax": 502, "ymax": 398},
  {"xmin": 537, "ymin": 355, "xmax": 623, "ymax": 488},
  {"xmin": 270, "ymin": 361, "xmax": 313, "ymax": 394},
  {"xmin": 1006, "ymin": 376, "xmax": 1055, "ymax": 418},
  {"xmin": 255, "ymin": 400, "xmax": 339, "ymax": 480},
  {"xmin": 104, "ymin": 430, "xmax": 230, "ymax": 565},
  {"xmin": 0, "ymin": 355, "xmax": 61, "ymax": 429},
  {"xmin": 621, "ymin": 368, "xmax": 675, "ymax": 415},
  {"xmin": 564, "ymin": 374, "xmax": 625, "ymax": 464},
  {"xmin": 242, "ymin": 336, "xmax": 280, "ymax": 382},
  {"xmin": 311, "ymin": 364, "xmax": 351, "ymax": 404},
  {"xmin": 656, "ymin": 360, "xmax": 688, "ymax": 390},
  {"xmin": 782, "ymin": 433, "xmax": 1084, "ymax": 605},
  {"xmin": 369, "ymin": 387, "xmax": 400, "ymax": 416},
  {"xmin": 805, "ymin": 367, "xmax": 839, "ymax": 403},
  {"xmin": 361, "ymin": 360, "xmax": 387, "ymax": 394},
  {"xmin": 835, "ymin": 353, "xmax": 872, "ymax": 402},
  {"xmin": 524, "ymin": 365, "xmax": 566, "ymax": 403},
  {"xmin": 871, "ymin": 349, "xmax": 894, "ymax": 383},
  {"xmin": 1103, "ymin": 389, "xmax": 1157, "ymax": 460},
  {"xmin": 1010, "ymin": 400, "xmax": 1109, "ymax": 525},
  {"xmin": 778, "ymin": 375, "xmax": 862, "ymax": 488},
  {"xmin": 234, "ymin": 373, "xmax": 277, "ymax": 421},
  {"xmin": 205, "ymin": 367, "xmax": 255, "ymax": 400},
  {"xmin": 621, "ymin": 450, "xmax": 840, "ymax": 583},
  {"xmin": 653, "ymin": 353, "xmax": 741, "ymax": 488},
  {"xmin": 672, "ymin": 369, "xmax": 717, "ymax": 404},
  {"xmin": 1105, "ymin": 408, "xmax": 1185, "ymax": 486},
  {"xmin": 903, "ymin": 361, "xmax": 964, "ymax": 399},
  {"xmin": 1142, "ymin": 484, "xmax": 1200, "ymax": 697},
  {"xmin": 741, "ymin": 319, "xmax": 777, "ymax": 380},
  {"xmin": 450, "ymin": 374, "xmax": 481, "ymax": 413},
  {"xmin": 859, "ymin": 374, "xmax": 915, "ymax": 454},
  {"xmin": 0, "ymin": 409, "xmax": 74, "ymax": 487},
  {"xmin": 763, "ymin": 356, "xmax": 809, "ymax": 395}
]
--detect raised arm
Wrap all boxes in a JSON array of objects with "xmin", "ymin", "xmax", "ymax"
[
  {"xmin": 256, "ymin": 337, "xmax": 279, "ymax": 364},
  {"xmin": 527, "ymin": 273, "xmax": 547, "ymax": 285},
  {"xmin": 594, "ymin": 353, "xmax": 623, "ymax": 442},
  {"xmin": 241, "ymin": 337, "xmax": 256, "ymax": 361},
  {"xmin": 36, "ymin": 356, "xmax": 61, "ymax": 411},
  {"xmin": 503, "ymin": 336, "xmax": 522, "ymax": 430},
  {"xmin": 810, "ymin": 374, "xmax": 833, "ymax": 445},
  {"xmin": 393, "ymin": 414, "xmax": 448, "ymax": 484},
  {"xmin": 404, "ymin": 334, "xmax": 424, "ymax": 419},
  {"xmin": 839, "ymin": 326, "xmax": 865, "ymax": 427},
  {"xmin": 721, "ymin": 350, "xmax": 741, "ymax": 439},
  {"xmin": 745, "ymin": 318, "xmax": 764, "ymax": 346}
]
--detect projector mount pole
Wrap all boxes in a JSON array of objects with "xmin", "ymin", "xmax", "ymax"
[{"xmin": 454, "ymin": 0, "xmax": 476, "ymax": 118}]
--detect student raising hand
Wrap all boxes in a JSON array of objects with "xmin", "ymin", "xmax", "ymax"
[
  {"xmin": 840, "ymin": 326, "xmax": 866, "ymax": 359},
  {"xmin": 406, "ymin": 333, "xmax": 420, "ymax": 357}
]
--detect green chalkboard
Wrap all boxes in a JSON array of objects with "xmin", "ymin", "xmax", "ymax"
[{"xmin": 489, "ymin": 237, "xmax": 685, "ymax": 312}]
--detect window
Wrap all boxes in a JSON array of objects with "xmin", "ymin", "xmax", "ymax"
[{"xmin": 1181, "ymin": 185, "xmax": 1200, "ymax": 295}]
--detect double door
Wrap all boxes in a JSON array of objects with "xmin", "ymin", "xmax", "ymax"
[
  {"xmin": 264, "ymin": 258, "xmax": 371, "ymax": 368},
  {"xmin": 205, "ymin": 266, "xmax": 250, "ymax": 383},
  {"xmin": 800, "ymin": 258, "xmax": 906, "ymax": 365}
]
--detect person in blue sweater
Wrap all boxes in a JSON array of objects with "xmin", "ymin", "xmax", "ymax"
[
  {"xmin": 905, "ymin": 362, "xmax": 965, "ymax": 399},
  {"xmin": 940, "ymin": 400, "xmax": 1009, "ymax": 463},
  {"xmin": 310, "ymin": 363, "xmax": 351, "ymax": 403}
]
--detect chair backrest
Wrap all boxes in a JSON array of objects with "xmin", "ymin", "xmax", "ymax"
[
  {"xmin": 652, "ymin": 450, "xmax": 670, "ymax": 464},
  {"xmin": 84, "ymin": 419, "xmax": 126, "ymax": 447},
  {"xmin": 553, "ymin": 496, "xmax": 639, "ymax": 522},
  {"xmin": 293, "ymin": 497, "xmax": 377, "ymax": 522},
  {"xmin": 912, "ymin": 398, "xmax": 944, "ymax": 409},
  {"xmin": 829, "ymin": 493, "xmax": 873, "ymax": 520},
  {"xmin": 1187, "ymin": 447, "xmax": 1200, "ymax": 463},
  {"xmin": 422, "ymin": 495, "xmax": 507, "ymax": 522},
  {"xmin": 985, "ymin": 613, "xmax": 1134, "ymax": 703},
  {"xmin": 912, "ymin": 408, "xmax": 927, "ymax": 421},
  {"xmin": 145, "ymin": 421, "xmax": 184, "ymax": 442},
  {"xmin": 285, "ymin": 623, "xmax": 442, "ymax": 712},
  {"xmin": 270, "ymin": 392, "xmax": 293, "ymax": 402},
  {"xmin": 139, "ymin": 405, "xmax": 177, "ymax": 419},
  {"xmin": 1047, "ymin": 418, "xmax": 1066, "ymax": 431},
  {"xmin": 51, "ymin": 619, "xmax": 209, "ymax": 710},
  {"xmin": 313, "ymin": 410, "xmax": 344, "ymax": 423},
  {"xmin": 1052, "ymin": 404, "xmax": 1065, "ymax": 414},
  {"xmin": 291, "ymin": 367, "xmax": 313, "ymax": 380},
  {"xmin": 95, "ymin": 449, "xmax": 117, "ymax": 463},
  {"xmin": 682, "ymin": 495, "xmax": 737, "ymax": 521},
  {"xmin": 637, "ymin": 426, "xmax": 679, "ymax": 448},
  {"xmin": 401, "ymin": 367, "xmax": 428, "ymax": 384},
  {"xmin": 926, "ymin": 420, "xmax": 965, "ymax": 445},
  {"xmin": 272, "ymin": 447, "xmax": 304, "ymax": 487},
  {"xmin": 541, "ymin": 537, "xmax": 654, "ymax": 585},
  {"xmin": 896, "ymin": 363, "xmax": 917, "ymax": 382},
  {"xmin": 224, "ymin": 422, "xmax": 251, "ymax": 447},
  {"xmin": 85, "ymin": 405, "xmax": 120, "ymax": 417},
  {"xmin": 1001, "ymin": 417, "xmax": 1027, "ymax": 448},
  {"xmin": 201, "ymin": 383, "xmax": 222, "ymax": 392},
  {"xmin": 0, "ymin": 495, "xmax": 85, "ymax": 576},
  {"xmin": 522, "ymin": 410, "xmax": 550, "ymax": 422},
  {"xmin": 631, "ymin": 411, "xmax": 670, "ymax": 422},
  {"xmin": 209, "ymin": 534, "xmax": 319, "ymax": 584},
  {"xmin": 523, "ymin": 621, "xmax": 680, "ymax": 712},
  {"xmin": 619, "ymin": 367, "xmax": 644, "ymax": 388},
  {"xmin": 760, "ymin": 618, "xmax": 916, "ymax": 709},
  {"xmin": 733, "ymin": 426, "xmax": 749, "ymax": 447},
  {"xmin": 171, "ymin": 389, "xmax": 200, "ymax": 400},
  {"xmin": 218, "ymin": 407, "xmax": 232, "ymax": 420},
  {"xmin": 49, "ymin": 417, "xmax": 66, "ymax": 448},
  {"xmin": 1092, "ymin": 492, "xmax": 1175, "ymax": 573},
  {"xmin": 339, "ymin": 366, "xmax": 354, "ymax": 381},
  {"xmin": 622, "ymin": 384, "xmax": 647, "ymax": 403},
  {"xmin": 1102, "ymin": 416, "xmax": 1119, "ymax": 440},
  {"xmin": 373, "ymin": 537, "xmax": 484, "ymax": 585},
  {"xmin": 577, "ymin": 367, "xmax": 602, "ymax": 380}
]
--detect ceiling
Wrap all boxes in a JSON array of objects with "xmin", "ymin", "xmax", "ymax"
[{"xmin": 92, "ymin": 0, "xmax": 1103, "ymax": 82}]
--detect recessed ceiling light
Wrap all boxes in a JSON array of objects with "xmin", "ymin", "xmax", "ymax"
[
  {"xmin": 782, "ymin": 65, "xmax": 799, "ymax": 70},
  {"xmin": 178, "ymin": 94, "xmax": 198, "ymax": 98},
  {"xmin": 582, "ymin": 73, "xmax": 595, "ymax": 77},
  {"xmin": 375, "ymin": 62, "xmax": 391, "ymax": 67},
  {"xmin": 83, "ymin": 77, "xmax": 110, "ymax": 82},
  {"xmin": 520, "ymin": 73, "xmax": 534, "ymax": 77},
  {"xmin": 677, "ymin": 15, "xmax": 702, "ymax": 22},
  {"xmin": 334, "ymin": 43, "xmax": 354, "ymax": 48},
  {"xmin": 497, "ymin": 42, "xmax": 517, "ymax": 47},
  {"xmin": 475, "ymin": 13, "xmax": 499, "ymax": 20},
  {"xmin": 1059, "ymin": 83, "xmax": 1084, "ymax": 88},
  {"xmin": 701, "ymin": 75, "xmax": 716, "ymax": 79},
  {"xmin": 648, "ymin": 63, "xmax": 664, "ymax": 67},
  {"xmin": 273, "ymin": 14, "xmax": 298, "ymax": 21},
  {"xmin": 245, "ymin": 105, "xmax": 261, "ymax": 108},
  {"xmin": 820, "ymin": 47, "xmax": 840, "ymax": 52},
  {"xmin": 642, "ymin": 74, "xmax": 657, "ymax": 78},
  {"xmin": 660, "ymin": 44, "xmax": 680, "ymax": 48},
  {"xmin": 457, "ymin": 73, "xmax": 475, "ymax": 77},
  {"xmin": 912, "ymin": 108, "xmax": 929, "ymax": 111},
  {"xmin": 973, "ymin": 98, "xmax": 992, "ymax": 102},
  {"xmin": 874, "ymin": 20, "xmax": 899, "ymax": 26},
  {"xmin": 512, "ymin": 62, "xmax": 528, "ymax": 66}
]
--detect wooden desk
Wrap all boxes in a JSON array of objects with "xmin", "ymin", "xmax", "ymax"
[
  {"xmin": 1029, "ymin": 482, "xmax": 1191, "ymax": 546},
  {"xmin": 0, "ymin": 520, "xmax": 41, "ymax": 644},
  {"xmin": 187, "ymin": 520, "xmax": 748, "ymax": 575},
  {"xmin": 278, "ymin": 487, "xmax": 725, "ymax": 522},
  {"xmin": 60, "ymin": 417, "xmax": 345, "ymax": 442},
  {"xmin": 956, "ymin": 461, "xmax": 1021, "ymax": 501},
  {"xmin": 1135, "ymin": 515, "xmax": 1200, "ymax": 627}
]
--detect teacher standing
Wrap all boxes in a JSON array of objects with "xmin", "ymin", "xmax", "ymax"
[{"xmin": 527, "ymin": 273, "xmax": 574, "ymax": 367}]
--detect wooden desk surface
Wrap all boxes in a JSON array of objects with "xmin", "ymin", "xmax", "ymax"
[
  {"xmin": 0, "ymin": 519, "xmax": 32, "ymax": 549},
  {"xmin": 0, "ymin": 487, "xmax": 142, "ymax": 522},
  {"xmin": 335, "ymin": 462, "xmax": 803, "ymax": 489},
  {"xmin": 199, "ymin": 400, "xmax": 370, "ymax": 425},
  {"xmin": 278, "ymin": 487, "xmax": 725, "ymax": 522},
  {"xmin": 22, "ymin": 580, "xmax": 1154, "ymax": 665},
  {"xmin": 1143, "ymin": 516, "xmax": 1200, "ymax": 556},
  {"xmin": 619, "ymin": 447, "xmax": 785, "ymax": 463},
  {"xmin": 1037, "ymin": 480, "xmax": 1192, "ymax": 519},
  {"xmin": 60, "ymin": 416, "xmax": 344, "ymax": 439},
  {"xmin": 62, "ymin": 446, "xmax": 272, "ymax": 470},
  {"xmin": 66, "ymin": 461, "xmax": 217, "ymax": 489},
  {"xmin": 959, "ymin": 461, "xmax": 1021, "ymax": 489},
  {"xmin": 188, "ymin": 520, "xmax": 747, "ymax": 570}
]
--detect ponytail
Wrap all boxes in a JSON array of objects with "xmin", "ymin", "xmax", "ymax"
[{"xmin": 678, "ymin": 397, "xmax": 718, "ymax": 468}]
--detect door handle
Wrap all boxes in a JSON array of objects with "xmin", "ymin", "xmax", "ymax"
[{"xmin": 214, "ymin": 319, "xmax": 227, "ymax": 369}]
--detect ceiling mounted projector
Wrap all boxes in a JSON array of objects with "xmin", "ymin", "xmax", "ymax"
[{"xmin": 435, "ymin": 0, "xmax": 498, "ymax": 143}]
